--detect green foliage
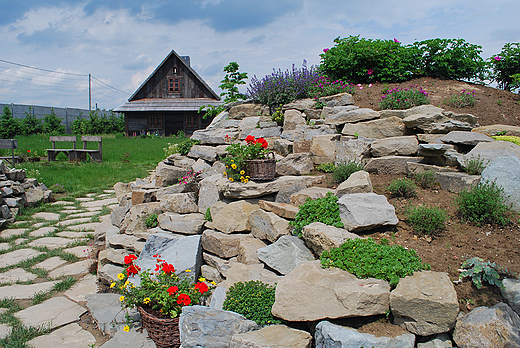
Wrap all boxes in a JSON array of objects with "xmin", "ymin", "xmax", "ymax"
[
  {"xmin": 461, "ymin": 154, "xmax": 487, "ymax": 175},
  {"xmin": 0, "ymin": 106, "xmax": 21, "ymax": 139},
  {"xmin": 332, "ymin": 160, "xmax": 365, "ymax": 184},
  {"xmin": 316, "ymin": 162, "xmax": 336, "ymax": 173},
  {"xmin": 492, "ymin": 135, "xmax": 520, "ymax": 146},
  {"xmin": 443, "ymin": 90, "xmax": 476, "ymax": 108},
  {"xmin": 271, "ymin": 105, "xmax": 284, "ymax": 125},
  {"xmin": 459, "ymin": 257, "xmax": 516, "ymax": 289},
  {"xmin": 145, "ymin": 214, "xmax": 159, "ymax": 228},
  {"xmin": 320, "ymin": 238, "xmax": 430, "ymax": 286},
  {"xmin": 378, "ymin": 86, "xmax": 429, "ymax": 110},
  {"xmin": 409, "ymin": 170, "xmax": 438, "ymax": 189},
  {"xmin": 223, "ymin": 281, "xmax": 281, "ymax": 326},
  {"xmin": 20, "ymin": 108, "xmax": 43, "ymax": 135},
  {"xmin": 164, "ymin": 138, "xmax": 200, "ymax": 157},
  {"xmin": 72, "ymin": 110, "xmax": 124, "ymax": 135},
  {"xmin": 289, "ymin": 192, "xmax": 343, "ymax": 236},
  {"xmin": 309, "ymin": 76, "xmax": 355, "ymax": 100},
  {"xmin": 42, "ymin": 109, "xmax": 65, "ymax": 134},
  {"xmin": 455, "ymin": 181, "xmax": 511, "ymax": 225},
  {"xmin": 406, "ymin": 205, "xmax": 448, "ymax": 236},
  {"xmin": 204, "ymin": 207, "xmax": 212, "ymax": 222},
  {"xmin": 487, "ymin": 43, "xmax": 520, "ymax": 92},
  {"xmin": 386, "ymin": 178, "xmax": 417, "ymax": 198}
]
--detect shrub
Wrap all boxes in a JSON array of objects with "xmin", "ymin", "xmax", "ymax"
[
  {"xmin": 410, "ymin": 170, "xmax": 438, "ymax": 189},
  {"xmin": 316, "ymin": 162, "xmax": 335, "ymax": 173},
  {"xmin": 406, "ymin": 205, "xmax": 448, "ymax": 236},
  {"xmin": 289, "ymin": 192, "xmax": 343, "ymax": 237},
  {"xmin": 145, "ymin": 214, "xmax": 159, "ymax": 228},
  {"xmin": 459, "ymin": 257, "xmax": 516, "ymax": 289},
  {"xmin": 320, "ymin": 238, "xmax": 430, "ymax": 286},
  {"xmin": 378, "ymin": 85, "xmax": 429, "ymax": 110},
  {"xmin": 455, "ymin": 181, "xmax": 511, "ymax": 225},
  {"xmin": 386, "ymin": 178, "xmax": 417, "ymax": 198},
  {"xmin": 0, "ymin": 106, "xmax": 21, "ymax": 138},
  {"xmin": 461, "ymin": 155, "xmax": 487, "ymax": 175},
  {"xmin": 247, "ymin": 61, "xmax": 319, "ymax": 110},
  {"xmin": 164, "ymin": 138, "xmax": 199, "ymax": 157},
  {"xmin": 332, "ymin": 161, "xmax": 365, "ymax": 184},
  {"xmin": 223, "ymin": 281, "xmax": 281, "ymax": 326},
  {"xmin": 309, "ymin": 76, "xmax": 355, "ymax": 101},
  {"xmin": 487, "ymin": 43, "xmax": 520, "ymax": 92},
  {"xmin": 21, "ymin": 108, "xmax": 43, "ymax": 135},
  {"xmin": 72, "ymin": 110, "xmax": 125, "ymax": 135},
  {"xmin": 492, "ymin": 135, "xmax": 520, "ymax": 146},
  {"xmin": 42, "ymin": 109, "xmax": 65, "ymax": 134},
  {"xmin": 443, "ymin": 90, "xmax": 476, "ymax": 108}
]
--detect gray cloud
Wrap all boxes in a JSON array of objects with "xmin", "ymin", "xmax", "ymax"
[{"xmin": 16, "ymin": 26, "xmax": 76, "ymax": 47}]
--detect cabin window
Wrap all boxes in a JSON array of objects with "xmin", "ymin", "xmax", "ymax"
[
  {"xmin": 173, "ymin": 67, "xmax": 177, "ymax": 74},
  {"xmin": 186, "ymin": 114, "xmax": 199, "ymax": 128},
  {"xmin": 149, "ymin": 115, "xmax": 163, "ymax": 129},
  {"xmin": 168, "ymin": 78, "xmax": 180, "ymax": 93}
]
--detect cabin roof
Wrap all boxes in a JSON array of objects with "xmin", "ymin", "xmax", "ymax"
[{"xmin": 113, "ymin": 98, "xmax": 221, "ymax": 112}]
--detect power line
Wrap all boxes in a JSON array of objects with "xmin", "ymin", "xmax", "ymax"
[
  {"xmin": 0, "ymin": 58, "xmax": 87, "ymax": 77},
  {"xmin": 91, "ymin": 75, "xmax": 130, "ymax": 95}
]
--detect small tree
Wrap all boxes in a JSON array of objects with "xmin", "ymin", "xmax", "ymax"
[
  {"xmin": 21, "ymin": 107, "xmax": 43, "ymax": 135},
  {"xmin": 0, "ymin": 106, "xmax": 21, "ymax": 138},
  {"xmin": 42, "ymin": 108, "xmax": 65, "ymax": 134}
]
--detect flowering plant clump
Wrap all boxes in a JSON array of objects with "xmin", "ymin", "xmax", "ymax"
[
  {"xmin": 111, "ymin": 254, "xmax": 214, "ymax": 322},
  {"xmin": 221, "ymin": 135, "xmax": 268, "ymax": 183},
  {"xmin": 178, "ymin": 170, "xmax": 202, "ymax": 194},
  {"xmin": 378, "ymin": 85, "xmax": 429, "ymax": 110},
  {"xmin": 309, "ymin": 76, "xmax": 355, "ymax": 101},
  {"xmin": 443, "ymin": 89, "xmax": 476, "ymax": 108}
]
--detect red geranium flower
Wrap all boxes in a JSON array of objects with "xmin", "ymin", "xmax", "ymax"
[
  {"xmin": 124, "ymin": 254, "xmax": 137, "ymax": 265},
  {"xmin": 126, "ymin": 264, "xmax": 141, "ymax": 277},
  {"xmin": 245, "ymin": 135, "xmax": 255, "ymax": 144},
  {"xmin": 255, "ymin": 137, "xmax": 268, "ymax": 148},
  {"xmin": 162, "ymin": 263, "xmax": 175, "ymax": 274},
  {"xmin": 167, "ymin": 286, "xmax": 178, "ymax": 296},
  {"xmin": 177, "ymin": 293, "xmax": 191, "ymax": 306},
  {"xmin": 194, "ymin": 282, "xmax": 209, "ymax": 294}
]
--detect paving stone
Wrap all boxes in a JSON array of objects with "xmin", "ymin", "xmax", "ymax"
[
  {"xmin": 76, "ymin": 197, "xmax": 94, "ymax": 202},
  {"xmin": 80, "ymin": 197, "xmax": 118, "ymax": 208},
  {"xmin": 85, "ymin": 206, "xmax": 103, "ymax": 212},
  {"xmin": 63, "ymin": 245, "xmax": 93, "ymax": 258},
  {"xmin": 32, "ymin": 212, "xmax": 61, "ymax": 221},
  {"xmin": 0, "ymin": 281, "xmax": 58, "ymax": 300},
  {"xmin": 28, "ymin": 226, "xmax": 57, "ymax": 237},
  {"xmin": 56, "ymin": 231, "xmax": 92, "ymax": 239},
  {"xmin": 28, "ymin": 237, "xmax": 72, "ymax": 249},
  {"xmin": 104, "ymin": 189, "xmax": 116, "ymax": 193},
  {"xmin": 0, "ymin": 323, "xmax": 10, "ymax": 340},
  {"xmin": 52, "ymin": 201, "xmax": 74, "ymax": 206},
  {"xmin": 67, "ymin": 211, "xmax": 97, "ymax": 219},
  {"xmin": 58, "ymin": 217, "xmax": 92, "ymax": 226},
  {"xmin": 27, "ymin": 322, "xmax": 96, "ymax": 348},
  {"xmin": 67, "ymin": 222, "xmax": 102, "ymax": 231},
  {"xmin": 100, "ymin": 327, "xmax": 155, "ymax": 348},
  {"xmin": 14, "ymin": 238, "xmax": 27, "ymax": 245},
  {"xmin": 0, "ymin": 248, "xmax": 43, "ymax": 268},
  {"xmin": 61, "ymin": 208, "xmax": 84, "ymax": 213},
  {"xmin": 0, "ymin": 243, "xmax": 9, "ymax": 251},
  {"xmin": 64, "ymin": 274, "xmax": 98, "ymax": 302},
  {"xmin": 31, "ymin": 222, "xmax": 46, "ymax": 228},
  {"xmin": 15, "ymin": 296, "xmax": 86, "ymax": 329},
  {"xmin": 0, "ymin": 228, "xmax": 26, "ymax": 238},
  {"xmin": 86, "ymin": 193, "xmax": 96, "ymax": 197},
  {"xmin": 86, "ymin": 293, "xmax": 140, "ymax": 334},
  {"xmin": 0, "ymin": 268, "xmax": 38, "ymax": 284},
  {"xmin": 49, "ymin": 260, "xmax": 92, "ymax": 278},
  {"xmin": 34, "ymin": 256, "xmax": 68, "ymax": 271}
]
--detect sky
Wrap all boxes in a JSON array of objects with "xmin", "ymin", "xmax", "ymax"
[{"xmin": 0, "ymin": 0, "xmax": 518, "ymax": 111}]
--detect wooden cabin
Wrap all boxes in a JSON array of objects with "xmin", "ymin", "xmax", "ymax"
[{"xmin": 114, "ymin": 50, "xmax": 221, "ymax": 136}]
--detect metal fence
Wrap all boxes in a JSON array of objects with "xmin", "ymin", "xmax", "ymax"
[{"xmin": 0, "ymin": 103, "xmax": 113, "ymax": 134}]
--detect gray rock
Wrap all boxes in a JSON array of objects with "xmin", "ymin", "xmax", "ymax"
[
  {"xmin": 27, "ymin": 323, "xmax": 96, "ymax": 348},
  {"xmin": 402, "ymin": 110, "xmax": 448, "ymax": 131},
  {"xmin": 0, "ymin": 281, "xmax": 57, "ymax": 300},
  {"xmin": 365, "ymin": 156, "xmax": 423, "ymax": 175},
  {"xmin": 230, "ymin": 324, "xmax": 312, "ymax": 348},
  {"xmin": 15, "ymin": 296, "xmax": 86, "ymax": 329},
  {"xmin": 459, "ymin": 140, "xmax": 520, "ymax": 168},
  {"xmin": 283, "ymin": 98, "xmax": 317, "ymax": 112},
  {"xmin": 283, "ymin": 109, "xmax": 307, "ymax": 131},
  {"xmin": 237, "ymin": 237, "xmax": 266, "ymax": 265},
  {"xmin": 276, "ymin": 153, "xmax": 314, "ymax": 176},
  {"xmin": 203, "ymin": 252, "xmax": 234, "ymax": 278},
  {"xmin": 191, "ymin": 158, "xmax": 211, "ymax": 173},
  {"xmin": 320, "ymin": 92, "xmax": 355, "ymax": 107},
  {"xmin": 100, "ymin": 327, "xmax": 155, "ymax": 348},
  {"xmin": 429, "ymin": 120, "xmax": 473, "ymax": 134},
  {"xmin": 481, "ymin": 156, "xmax": 520, "ymax": 212},
  {"xmin": 302, "ymin": 222, "xmax": 359, "ymax": 256},
  {"xmin": 321, "ymin": 105, "xmax": 359, "ymax": 118},
  {"xmin": 249, "ymin": 209, "xmax": 291, "ymax": 243},
  {"xmin": 246, "ymin": 126, "xmax": 282, "ymax": 139},
  {"xmin": 440, "ymin": 131, "xmax": 494, "ymax": 146},
  {"xmin": 290, "ymin": 187, "xmax": 334, "ymax": 206},
  {"xmin": 198, "ymin": 174, "xmax": 222, "ymax": 213},
  {"xmin": 158, "ymin": 212, "xmax": 206, "ymax": 234},
  {"xmin": 110, "ymin": 205, "xmax": 130, "ymax": 227},
  {"xmin": 472, "ymin": 124, "xmax": 520, "ymax": 137},
  {"xmin": 335, "ymin": 136, "xmax": 372, "ymax": 164},
  {"xmin": 271, "ymin": 138, "xmax": 293, "ymax": 156},
  {"xmin": 201, "ymin": 229, "xmax": 254, "ymax": 259},
  {"xmin": 342, "ymin": 116, "xmax": 406, "ymax": 139},
  {"xmin": 159, "ymin": 192, "xmax": 198, "ymax": 213},
  {"xmin": 371, "ymin": 136, "xmax": 419, "ymax": 157},
  {"xmin": 275, "ymin": 182, "xmax": 308, "ymax": 204},
  {"xmin": 98, "ymin": 263, "xmax": 125, "ymax": 285},
  {"xmin": 310, "ymin": 134, "xmax": 341, "ymax": 164},
  {"xmin": 502, "ymin": 278, "xmax": 520, "ymax": 316},
  {"xmin": 179, "ymin": 306, "xmax": 259, "ymax": 348},
  {"xmin": 324, "ymin": 107, "xmax": 379, "ymax": 126},
  {"xmin": 453, "ymin": 302, "xmax": 520, "ymax": 348},
  {"xmin": 86, "ymin": 293, "xmax": 140, "ymax": 334},
  {"xmin": 206, "ymin": 110, "xmax": 230, "ymax": 129},
  {"xmin": 315, "ymin": 321, "xmax": 415, "ymax": 348},
  {"xmin": 188, "ymin": 144, "xmax": 218, "ymax": 162},
  {"xmin": 191, "ymin": 128, "xmax": 240, "ymax": 145},
  {"xmin": 417, "ymin": 143, "xmax": 455, "ymax": 157},
  {"xmin": 0, "ymin": 248, "xmax": 42, "ymax": 268},
  {"xmin": 153, "ymin": 162, "xmax": 189, "ymax": 187},
  {"xmin": 338, "ymin": 193, "xmax": 398, "ymax": 232},
  {"xmin": 209, "ymin": 200, "xmax": 257, "ymax": 233},
  {"xmin": 417, "ymin": 334, "xmax": 453, "ymax": 348},
  {"xmin": 258, "ymin": 200, "xmax": 299, "ymax": 220},
  {"xmin": 222, "ymin": 262, "xmax": 281, "ymax": 290},
  {"xmin": 201, "ymin": 264, "xmax": 223, "ymax": 283},
  {"xmin": 25, "ymin": 187, "xmax": 45, "ymax": 207},
  {"xmin": 257, "ymin": 235, "xmax": 315, "ymax": 275},
  {"xmin": 335, "ymin": 170, "xmax": 373, "ymax": 197},
  {"xmin": 435, "ymin": 172, "xmax": 480, "ymax": 193}
]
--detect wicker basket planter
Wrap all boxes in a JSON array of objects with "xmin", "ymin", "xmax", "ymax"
[
  {"xmin": 138, "ymin": 306, "xmax": 180, "ymax": 348},
  {"xmin": 246, "ymin": 152, "xmax": 276, "ymax": 181}
]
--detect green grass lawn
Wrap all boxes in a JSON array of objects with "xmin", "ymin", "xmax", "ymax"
[{"xmin": 2, "ymin": 134, "xmax": 185, "ymax": 196}]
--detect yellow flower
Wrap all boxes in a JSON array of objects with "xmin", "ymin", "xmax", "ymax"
[
  {"xmin": 246, "ymin": 176, "xmax": 250, "ymax": 179},
  {"xmin": 223, "ymin": 172, "xmax": 227, "ymax": 176},
  {"xmin": 240, "ymin": 170, "xmax": 245, "ymax": 175},
  {"xmin": 226, "ymin": 165, "xmax": 229, "ymax": 168},
  {"xmin": 244, "ymin": 179, "xmax": 249, "ymax": 183},
  {"xmin": 117, "ymin": 273, "xmax": 125, "ymax": 280},
  {"xmin": 240, "ymin": 176, "xmax": 244, "ymax": 180},
  {"xmin": 230, "ymin": 159, "xmax": 234, "ymax": 162},
  {"xmin": 185, "ymin": 269, "xmax": 192, "ymax": 272},
  {"xmin": 229, "ymin": 178, "xmax": 234, "ymax": 182},
  {"xmin": 124, "ymin": 280, "xmax": 130, "ymax": 287},
  {"xmin": 110, "ymin": 282, "xmax": 116, "ymax": 288},
  {"xmin": 199, "ymin": 277, "xmax": 206, "ymax": 282},
  {"xmin": 231, "ymin": 163, "xmax": 237, "ymax": 169},
  {"xmin": 123, "ymin": 325, "xmax": 130, "ymax": 332},
  {"xmin": 143, "ymin": 298, "xmax": 151, "ymax": 304},
  {"xmin": 119, "ymin": 296, "xmax": 125, "ymax": 302},
  {"xmin": 210, "ymin": 281, "xmax": 216, "ymax": 285}
]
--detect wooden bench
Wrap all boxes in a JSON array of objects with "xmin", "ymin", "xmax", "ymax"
[
  {"xmin": 0, "ymin": 139, "xmax": 21, "ymax": 166},
  {"xmin": 74, "ymin": 136, "xmax": 102, "ymax": 162},
  {"xmin": 46, "ymin": 136, "xmax": 78, "ymax": 161}
]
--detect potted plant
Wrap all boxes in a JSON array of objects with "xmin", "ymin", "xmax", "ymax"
[
  {"xmin": 111, "ymin": 254, "xmax": 214, "ymax": 348},
  {"xmin": 222, "ymin": 135, "xmax": 275, "ymax": 182}
]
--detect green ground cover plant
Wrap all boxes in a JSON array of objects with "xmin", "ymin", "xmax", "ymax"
[
  {"xmin": 320, "ymin": 238, "xmax": 430, "ymax": 286},
  {"xmin": 492, "ymin": 135, "xmax": 520, "ymax": 145},
  {"xmin": 222, "ymin": 281, "xmax": 281, "ymax": 326},
  {"xmin": 332, "ymin": 161, "xmax": 364, "ymax": 183},
  {"xmin": 145, "ymin": 214, "xmax": 159, "ymax": 228},
  {"xmin": 443, "ymin": 90, "xmax": 476, "ymax": 108},
  {"xmin": 386, "ymin": 178, "xmax": 417, "ymax": 198},
  {"xmin": 459, "ymin": 257, "xmax": 516, "ymax": 289},
  {"xmin": 455, "ymin": 181, "xmax": 511, "ymax": 225},
  {"xmin": 378, "ymin": 86, "xmax": 429, "ymax": 110},
  {"xmin": 406, "ymin": 205, "xmax": 448, "ymax": 236},
  {"xmin": 409, "ymin": 170, "xmax": 438, "ymax": 189},
  {"xmin": 316, "ymin": 162, "xmax": 335, "ymax": 173},
  {"xmin": 290, "ymin": 192, "xmax": 343, "ymax": 236}
]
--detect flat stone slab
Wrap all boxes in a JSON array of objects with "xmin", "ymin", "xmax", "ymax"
[
  {"xmin": 49, "ymin": 260, "xmax": 92, "ymax": 278},
  {"xmin": 0, "ymin": 228, "xmax": 26, "ymax": 238},
  {"xmin": 0, "ymin": 281, "xmax": 57, "ymax": 300},
  {"xmin": 76, "ymin": 197, "xmax": 94, "ymax": 202},
  {"xmin": 28, "ymin": 226, "xmax": 57, "ymax": 237},
  {"xmin": 0, "ymin": 268, "xmax": 37, "ymax": 284},
  {"xmin": 28, "ymin": 237, "xmax": 72, "ymax": 249},
  {"xmin": 64, "ymin": 274, "xmax": 98, "ymax": 302},
  {"xmin": 58, "ymin": 217, "xmax": 92, "ymax": 226},
  {"xmin": 80, "ymin": 197, "xmax": 118, "ymax": 208},
  {"xmin": 32, "ymin": 212, "xmax": 61, "ymax": 221},
  {"xmin": 63, "ymin": 245, "xmax": 92, "ymax": 258},
  {"xmin": 67, "ymin": 222, "xmax": 102, "ymax": 231},
  {"xmin": 0, "ymin": 248, "xmax": 43, "ymax": 268},
  {"xmin": 86, "ymin": 293, "xmax": 139, "ymax": 334},
  {"xmin": 34, "ymin": 256, "xmax": 68, "ymax": 271},
  {"xmin": 27, "ymin": 323, "xmax": 96, "ymax": 348},
  {"xmin": 56, "ymin": 231, "xmax": 92, "ymax": 239},
  {"xmin": 0, "ymin": 243, "xmax": 9, "ymax": 251},
  {"xmin": 52, "ymin": 201, "xmax": 74, "ymax": 205},
  {"xmin": 67, "ymin": 211, "xmax": 97, "ymax": 219},
  {"xmin": 0, "ymin": 323, "xmax": 10, "ymax": 339},
  {"xmin": 100, "ymin": 327, "xmax": 155, "ymax": 348},
  {"xmin": 15, "ymin": 296, "xmax": 86, "ymax": 329},
  {"xmin": 60, "ymin": 209, "xmax": 84, "ymax": 214}
]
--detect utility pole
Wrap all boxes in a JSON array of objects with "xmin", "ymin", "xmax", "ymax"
[{"xmin": 89, "ymin": 73, "xmax": 92, "ymax": 111}]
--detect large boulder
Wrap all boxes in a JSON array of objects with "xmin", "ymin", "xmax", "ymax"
[
  {"xmin": 310, "ymin": 134, "xmax": 340, "ymax": 164},
  {"xmin": 342, "ymin": 117, "xmax": 406, "ymax": 139},
  {"xmin": 301, "ymin": 222, "xmax": 359, "ymax": 256},
  {"xmin": 197, "ymin": 174, "xmax": 222, "ymax": 213},
  {"xmin": 187, "ymin": 145, "xmax": 218, "ymax": 162},
  {"xmin": 390, "ymin": 271, "xmax": 459, "ymax": 336},
  {"xmin": 335, "ymin": 170, "xmax": 373, "ymax": 197},
  {"xmin": 201, "ymin": 230, "xmax": 254, "ymax": 259},
  {"xmin": 249, "ymin": 209, "xmax": 291, "ymax": 243},
  {"xmin": 222, "ymin": 262, "xmax": 281, "ymax": 289},
  {"xmin": 209, "ymin": 200, "xmax": 257, "ymax": 233},
  {"xmin": 276, "ymin": 153, "xmax": 314, "ymax": 176},
  {"xmin": 459, "ymin": 140, "xmax": 520, "ymax": 168},
  {"xmin": 324, "ymin": 107, "xmax": 379, "ymax": 126},
  {"xmin": 191, "ymin": 128, "xmax": 240, "ymax": 145},
  {"xmin": 335, "ymin": 136, "xmax": 372, "ymax": 164},
  {"xmin": 283, "ymin": 109, "xmax": 307, "ymax": 131},
  {"xmin": 271, "ymin": 260, "xmax": 390, "ymax": 321},
  {"xmin": 370, "ymin": 136, "xmax": 419, "ymax": 157},
  {"xmin": 365, "ymin": 156, "xmax": 423, "ymax": 175},
  {"xmin": 435, "ymin": 172, "xmax": 480, "ymax": 193},
  {"xmin": 153, "ymin": 162, "xmax": 189, "ymax": 187},
  {"xmin": 157, "ymin": 212, "xmax": 206, "ymax": 235},
  {"xmin": 230, "ymin": 324, "xmax": 312, "ymax": 348},
  {"xmin": 337, "ymin": 193, "xmax": 398, "ymax": 232},
  {"xmin": 159, "ymin": 192, "xmax": 198, "ymax": 213},
  {"xmin": 440, "ymin": 131, "xmax": 494, "ymax": 146},
  {"xmin": 501, "ymin": 278, "xmax": 520, "ymax": 316},
  {"xmin": 257, "ymin": 236, "xmax": 315, "ymax": 275},
  {"xmin": 480, "ymin": 156, "xmax": 520, "ymax": 212}
]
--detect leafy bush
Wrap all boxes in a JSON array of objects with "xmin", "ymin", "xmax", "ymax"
[
  {"xmin": 316, "ymin": 162, "xmax": 335, "ymax": 173},
  {"xmin": 310, "ymin": 76, "xmax": 355, "ymax": 100},
  {"xmin": 223, "ymin": 281, "xmax": 281, "ymax": 326},
  {"xmin": 378, "ymin": 86, "xmax": 429, "ymax": 110},
  {"xmin": 145, "ymin": 214, "xmax": 159, "ymax": 228},
  {"xmin": 332, "ymin": 161, "xmax": 365, "ymax": 184},
  {"xmin": 72, "ymin": 110, "xmax": 124, "ymax": 135},
  {"xmin": 320, "ymin": 238, "xmax": 430, "ymax": 286},
  {"xmin": 461, "ymin": 155, "xmax": 487, "ymax": 175},
  {"xmin": 406, "ymin": 205, "xmax": 448, "ymax": 236},
  {"xmin": 459, "ymin": 257, "xmax": 516, "ymax": 289},
  {"xmin": 386, "ymin": 178, "xmax": 417, "ymax": 198},
  {"xmin": 409, "ymin": 170, "xmax": 438, "ymax": 189},
  {"xmin": 42, "ymin": 109, "xmax": 65, "ymax": 134},
  {"xmin": 443, "ymin": 90, "xmax": 476, "ymax": 108},
  {"xmin": 320, "ymin": 35, "xmax": 417, "ymax": 84},
  {"xmin": 487, "ymin": 43, "xmax": 520, "ymax": 92},
  {"xmin": 455, "ymin": 181, "xmax": 511, "ymax": 225},
  {"xmin": 247, "ymin": 62, "xmax": 319, "ymax": 110},
  {"xmin": 21, "ymin": 109, "xmax": 43, "ymax": 135},
  {"xmin": 492, "ymin": 135, "xmax": 520, "ymax": 146},
  {"xmin": 289, "ymin": 192, "xmax": 343, "ymax": 236},
  {"xmin": 0, "ymin": 106, "xmax": 21, "ymax": 139},
  {"xmin": 164, "ymin": 138, "xmax": 199, "ymax": 157}
]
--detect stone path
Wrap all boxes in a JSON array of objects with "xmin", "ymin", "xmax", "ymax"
[{"xmin": 0, "ymin": 190, "xmax": 141, "ymax": 348}]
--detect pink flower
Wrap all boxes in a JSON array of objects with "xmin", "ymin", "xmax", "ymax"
[
  {"xmin": 367, "ymin": 69, "xmax": 373, "ymax": 75},
  {"xmin": 368, "ymin": 84, "xmax": 372, "ymax": 87},
  {"xmin": 394, "ymin": 38, "xmax": 400, "ymax": 43},
  {"xmin": 357, "ymin": 84, "xmax": 361, "ymax": 87},
  {"xmin": 323, "ymin": 48, "xmax": 329, "ymax": 53},
  {"xmin": 494, "ymin": 56, "xmax": 501, "ymax": 61},
  {"xmin": 359, "ymin": 86, "xmax": 363, "ymax": 90}
]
